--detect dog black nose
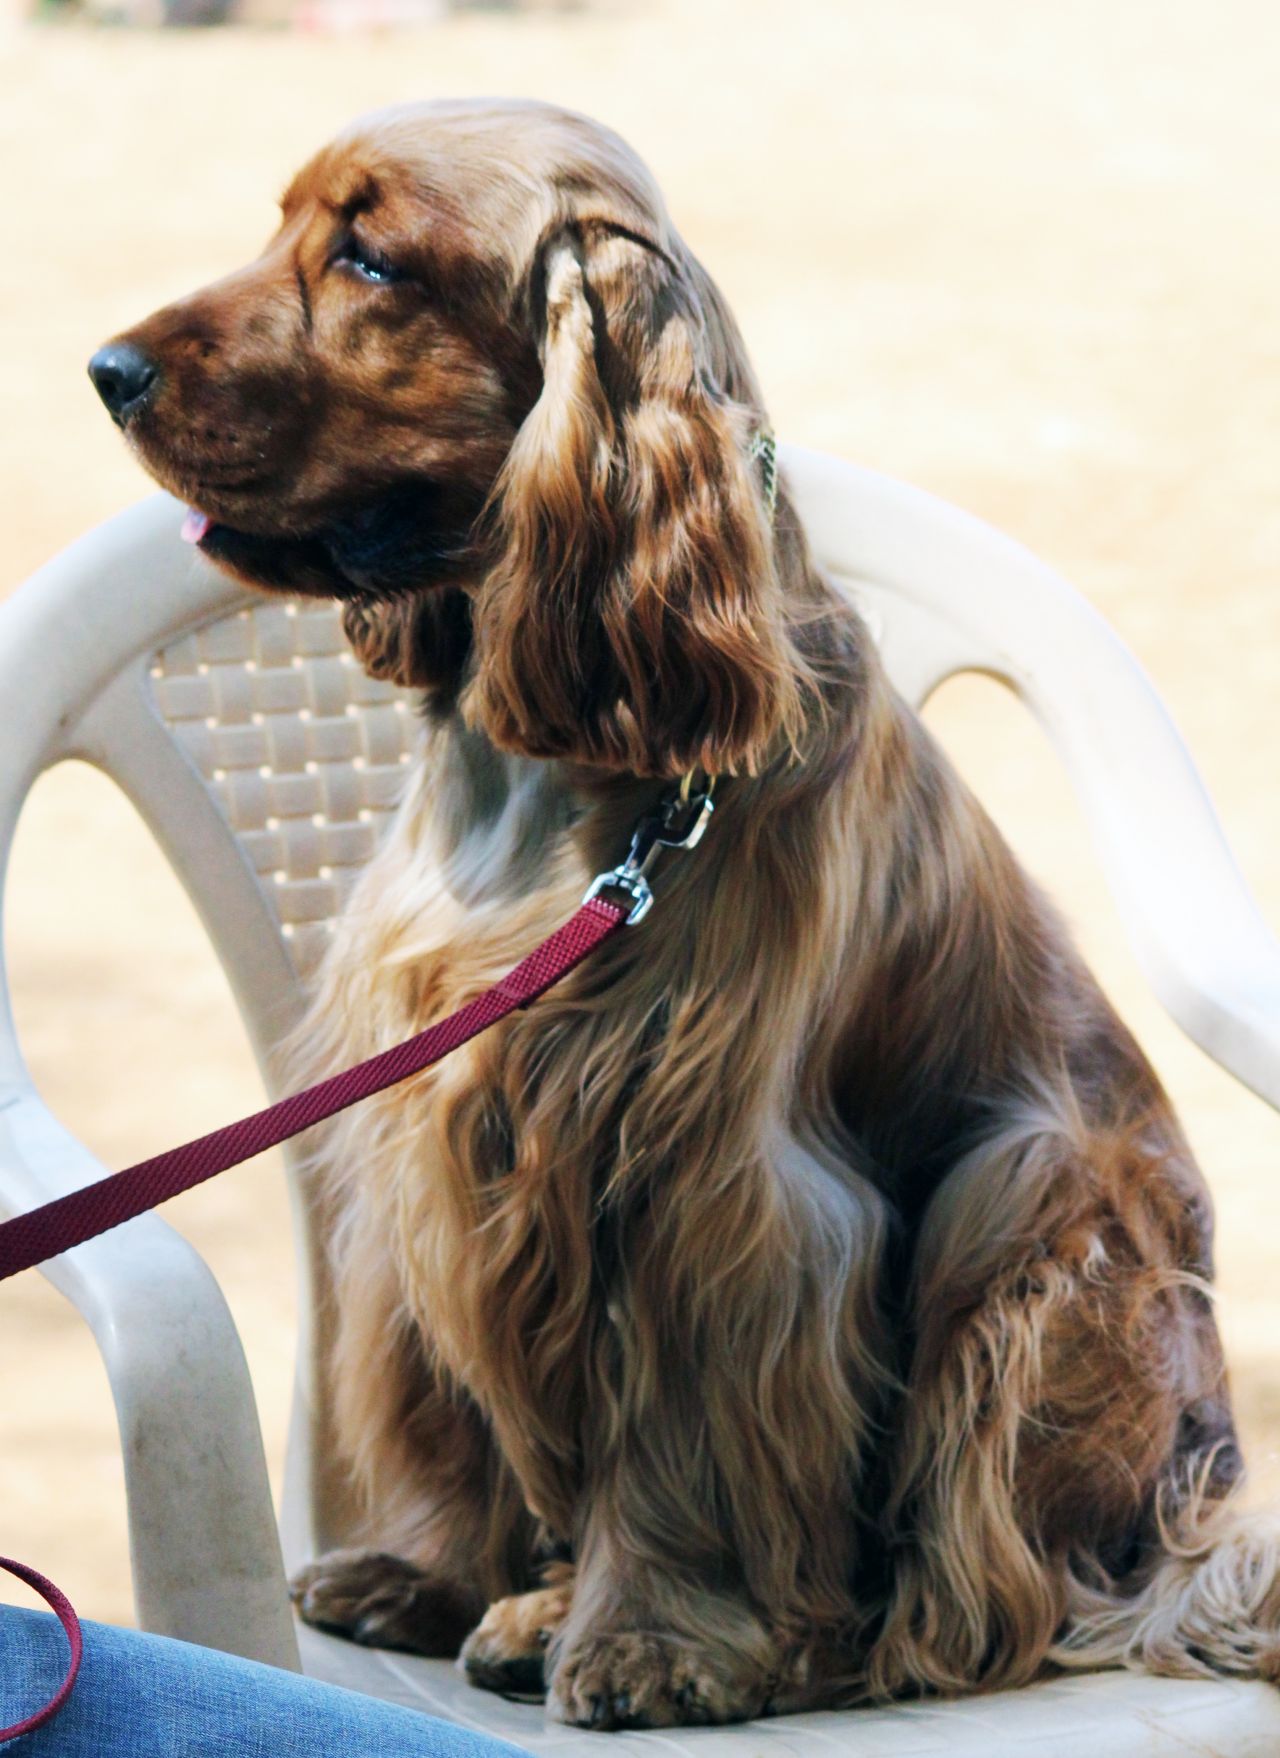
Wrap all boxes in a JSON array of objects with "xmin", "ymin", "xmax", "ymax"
[{"xmin": 87, "ymin": 342, "xmax": 158, "ymax": 421}]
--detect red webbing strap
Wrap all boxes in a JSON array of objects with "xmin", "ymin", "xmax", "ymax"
[
  {"xmin": 0, "ymin": 896, "xmax": 627, "ymax": 1286},
  {"xmin": 0, "ymin": 1557, "xmax": 84, "ymax": 1742}
]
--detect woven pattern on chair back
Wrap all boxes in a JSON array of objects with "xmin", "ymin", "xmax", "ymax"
[{"xmin": 146, "ymin": 600, "xmax": 416, "ymax": 980}]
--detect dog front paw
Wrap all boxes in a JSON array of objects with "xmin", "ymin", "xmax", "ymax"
[
  {"xmin": 459, "ymin": 1579, "xmax": 573, "ymax": 1698},
  {"xmin": 290, "ymin": 1548, "xmax": 478, "ymax": 1656},
  {"xmin": 548, "ymin": 1630, "xmax": 770, "ymax": 1729}
]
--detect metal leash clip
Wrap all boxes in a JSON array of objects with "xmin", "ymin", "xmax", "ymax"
[{"xmin": 583, "ymin": 771, "xmax": 716, "ymax": 925}]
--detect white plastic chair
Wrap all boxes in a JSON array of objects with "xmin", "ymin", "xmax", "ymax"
[{"xmin": 2, "ymin": 446, "xmax": 1279, "ymax": 1756}]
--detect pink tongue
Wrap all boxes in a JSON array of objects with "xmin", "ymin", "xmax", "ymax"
[{"xmin": 181, "ymin": 507, "xmax": 212, "ymax": 545}]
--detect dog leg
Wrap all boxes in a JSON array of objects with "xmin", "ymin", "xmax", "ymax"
[
  {"xmin": 545, "ymin": 1138, "xmax": 887, "ymax": 1727},
  {"xmin": 293, "ymin": 1201, "xmax": 536, "ymax": 1655},
  {"xmin": 868, "ymin": 1101, "xmax": 1243, "ymax": 1697},
  {"xmin": 291, "ymin": 1375, "xmax": 533, "ymax": 1658}
]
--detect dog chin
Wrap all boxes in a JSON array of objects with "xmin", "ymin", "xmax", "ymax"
[
  {"xmin": 182, "ymin": 478, "xmax": 480, "ymax": 603},
  {"xmin": 191, "ymin": 518, "xmax": 359, "ymax": 599}
]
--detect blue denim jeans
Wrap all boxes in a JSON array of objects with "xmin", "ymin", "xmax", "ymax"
[{"xmin": 0, "ymin": 1609, "xmax": 530, "ymax": 1757}]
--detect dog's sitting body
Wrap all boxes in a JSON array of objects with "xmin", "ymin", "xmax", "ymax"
[{"xmin": 92, "ymin": 99, "xmax": 1280, "ymax": 1727}]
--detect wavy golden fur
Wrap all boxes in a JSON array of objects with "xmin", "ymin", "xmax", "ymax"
[{"xmin": 97, "ymin": 99, "xmax": 1280, "ymax": 1728}]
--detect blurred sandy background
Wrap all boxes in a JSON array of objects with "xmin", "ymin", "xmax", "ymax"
[{"xmin": 1, "ymin": 0, "xmax": 1277, "ymax": 1630}]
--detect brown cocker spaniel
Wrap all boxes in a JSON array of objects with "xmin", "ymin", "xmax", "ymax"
[{"xmin": 90, "ymin": 99, "xmax": 1280, "ymax": 1728}]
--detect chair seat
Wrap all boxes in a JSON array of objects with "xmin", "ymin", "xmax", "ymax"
[{"xmin": 296, "ymin": 1626, "xmax": 1280, "ymax": 1756}]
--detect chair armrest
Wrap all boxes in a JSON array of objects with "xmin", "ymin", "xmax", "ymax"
[
  {"xmin": 0, "ymin": 1087, "xmax": 299, "ymax": 1671},
  {"xmin": 1146, "ymin": 900, "xmax": 1280, "ymax": 1119}
]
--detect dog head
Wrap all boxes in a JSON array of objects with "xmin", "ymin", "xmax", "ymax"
[{"xmin": 91, "ymin": 100, "xmax": 805, "ymax": 777}]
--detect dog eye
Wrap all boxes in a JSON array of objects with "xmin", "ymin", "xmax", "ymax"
[{"xmin": 334, "ymin": 237, "xmax": 404, "ymax": 285}]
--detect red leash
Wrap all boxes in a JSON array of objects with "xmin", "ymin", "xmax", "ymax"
[
  {"xmin": 0, "ymin": 1558, "xmax": 83, "ymax": 1742},
  {"xmin": 0, "ymin": 769, "xmax": 715, "ymax": 1739},
  {"xmin": 0, "ymin": 893, "xmax": 643, "ymax": 1737},
  {"xmin": 0, "ymin": 770, "xmax": 717, "ymax": 1286},
  {"xmin": 0, "ymin": 895, "xmax": 624, "ymax": 1744},
  {"xmin": 0, "ymin": 895, "xmax": 627, "ymax": 1287}
]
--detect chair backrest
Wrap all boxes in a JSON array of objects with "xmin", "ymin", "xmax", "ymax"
[{"xmin": 2, "ymin": 446, "xmax": 1275, "ymax": 1561}]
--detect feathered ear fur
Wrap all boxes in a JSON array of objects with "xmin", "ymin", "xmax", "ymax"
[
  {"xmin": 463, "ymin": 227, "xmax": 807, "ymax": 777},
  {"xmin": 342, "ymin": 590, "xmax": 473, "ymax": 707}
]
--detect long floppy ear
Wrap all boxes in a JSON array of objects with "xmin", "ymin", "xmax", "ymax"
[
  {"xmin": 463, "ymin": 226, "xmax": 807, "ymax": 777},
  {"xmin": 342, "ymin": 589, "xmax": 473, "ymax": 708}
]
